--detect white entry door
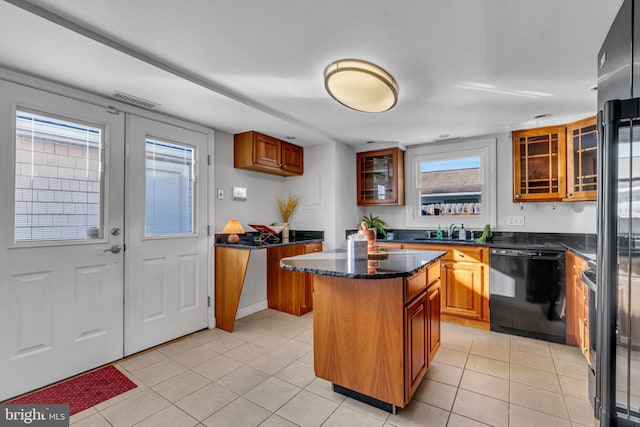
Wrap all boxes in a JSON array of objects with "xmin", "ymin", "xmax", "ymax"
[
  {"xmin": 125, "ymin": 115, "xmax": 209, "ymax": 355},
  {"xmin": 0, "ymin": 81, "xmax": 125, "ymax": 400}
]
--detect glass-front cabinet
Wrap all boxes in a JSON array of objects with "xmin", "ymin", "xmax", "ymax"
[
  {"xmin": 566, "ymin": 116, "xmax": 597, "ymax": 201},
  {"xmin": 356, "ymin": 148, "xmax": 405, "ymax": 206},
  {"xmin": 512, "ymin": 125, "xmax": 567, "ymax": 202}
]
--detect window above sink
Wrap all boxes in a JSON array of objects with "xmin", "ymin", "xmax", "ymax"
[{"xmin": 406, "ymin": 137, "xmax": 497, "ymax": 229}]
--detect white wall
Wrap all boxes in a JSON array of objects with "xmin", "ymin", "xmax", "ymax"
[
  {"xmin": 213, "ymin": 131, "xmax": 285, "ymax": 232},
  {"xmin": 214, "ymin": 133, "xmax": 359, "ymax": 318},
  {"xmin": 284, "ymin": 141, "xmax": 359, "ymax": 250},
  {"xmin": 360, "ymin": 132, "xmax": 597, "ymax": 234}
]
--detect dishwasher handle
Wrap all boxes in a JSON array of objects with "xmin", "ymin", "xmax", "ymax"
[{"xmin": 490, "ymin": 248, "xmax": 564, "ymax": 260}]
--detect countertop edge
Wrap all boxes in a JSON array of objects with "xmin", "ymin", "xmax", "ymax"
[
  {"xmin": 215, "ymin": 238, "xmax": 323, "ymax": 250},
  {"xmin": 280, "ymin": 250, "xmax": 446, "ymax": 279}
]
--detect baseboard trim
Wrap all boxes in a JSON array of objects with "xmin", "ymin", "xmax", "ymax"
[{"xmin": 236, "ymin": 300, "xmax": 268, "ymax": 319}]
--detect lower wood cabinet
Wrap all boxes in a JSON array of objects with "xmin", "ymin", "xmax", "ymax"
[
  {"xmin": 441, "ymin": 260, "xmax": 483, "ymax": 319},
  {"xmin": 427, "ymin": 281, "xmax": 441, "ymax": 364},
  {"xmin": 405, "ymin": 291, "xmax": 428, "ymax": 399},
  {"xmin": 314, "ymin": 260, "xmax": 441, "ymax": 410},
  {"xmin": 267, "ymin": 242, "xmax": 322, "ymax": 315},
  {"xmin": 404, "ymin": 278, "xmax": 441, "ymax": 399},
  {"xmin": 404, "ymin": 243, "xmax": 489, "ymax": 329},
  {"xmin": 566, "ymin": 251, "xmax": 590, "ymax": 362}
]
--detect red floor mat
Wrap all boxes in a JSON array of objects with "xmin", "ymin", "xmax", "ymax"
[{"xmin": 6, "ymin": 365, "xmax": 137, "ymax": 415}]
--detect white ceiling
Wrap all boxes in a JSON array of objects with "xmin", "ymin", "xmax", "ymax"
[{"xmin": 0, "ymin": 0, "xmax": 622, "ymax": 147}]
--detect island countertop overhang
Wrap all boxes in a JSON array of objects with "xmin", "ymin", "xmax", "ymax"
[{"xmin": 280, "ymin": 249, "xmax": 446, "ymax": 279}]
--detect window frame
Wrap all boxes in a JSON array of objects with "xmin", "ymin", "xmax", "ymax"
[{"xmin": 405, "ymin": 137, "xmax": 497, "ymax": 229}]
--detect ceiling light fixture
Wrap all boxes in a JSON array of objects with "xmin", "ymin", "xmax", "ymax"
[{"xmin": 324, "ymin": 59, "xmax": 398, "ymax": 113}]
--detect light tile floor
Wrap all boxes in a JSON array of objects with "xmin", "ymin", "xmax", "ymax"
[{"xmin": 69, "ymin": 309, "xmax": 595, "ymax": 426}]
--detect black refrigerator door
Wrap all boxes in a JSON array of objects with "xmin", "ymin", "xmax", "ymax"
[
  {"xmin": 597, "ymin": 0, "xmax": 632, "ymax": 111},
  {"xmin": 598, "ymin": 98, "xmax": 640, "ymax": 427}
]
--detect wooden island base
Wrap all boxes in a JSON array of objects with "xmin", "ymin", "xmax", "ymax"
[{"xmin": 312, "ymin": 260, "xmax": 441, "ymax": 411}]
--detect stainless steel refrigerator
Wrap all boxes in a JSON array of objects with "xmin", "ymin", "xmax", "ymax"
[{"xmin": 597, "ymin": 0, "xmax": 640, "ymax": 425}]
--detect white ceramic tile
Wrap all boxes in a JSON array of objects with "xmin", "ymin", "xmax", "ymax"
[
  {"xmin": 323, "ymin": 405, "xmax": 385, "ymax": 427},
  {"xmin": 304, "ymin": 378, "xmax": 347, "ymax": 403},
  {"xmin": 425, "ymin": 361, "xmax": 463, "ymax": 386},
  {"xmin": 276, "ymin": 389, "xmax": 339, "ymax": 427},
  {"xmin": 117, "ymin": 350, "xmax": 168, "ymax": 372},
  {"xmin": 509, "ymin": 382, "xmax": 569, "ymax": 419},
  {"xmin": 171, "ymin": 344, "xmax": 218, "ymax": 368},
  {"xmin": 152, "ymin": 370, "xmax": 211, "ymax": 402},
  {"xmin": 460, "ymin": 370, "xmax": 509, "ymax": 401},
  {"xmin": 201, "ymin": 334, "xmax": 246, "ymax": 353},
  {"xmin": 446, "ymin": 413, "xmax": 491, "ymax": 427},
  {"xmin": 510, "ymin": 348, "xmax": 556, "ymax": 373},
  {"xmin": 432, "ymin": 347, "xmax": 468, "ymax": 368},
  {"xmin": 215, "ymin": 365, "xmax": 270, "ymax": 395},
  {"xmin": 558, "ymin": 375, "xmax": 589, "ymax": 400},
  {"xmin": 274, "ymin": 360, "xmax": 316, "ymax": 388},
  {"xmin": 157, "ymin": 338, "xmax": 200, "ymax": 357},
  {"xmin": 99, "ymin": 389, "xmax": 170, "ymax": 426},
  {"xmin": 509, "ymin": 403, "xmax": 572, "ymax": 427},
  {"xmin": 192, "ymin": 354, "xmax": 243, "ymax": 381},
  {"xmin": 134, "ymin": 358, "xmax": 187, "ymax": 386},
  {"xmin": 72, "ymin": 413, "xmax": 112, "ymax": 427},
  {"xmin": 465, "ymin": 354, "xmax": 510, "ymax": 379},
  {"xmin": 412, "ymin": 379, "xmax": 457, "ymax": 411},
  {"xmin": 387, "ymin": 400, "xmax": 449, "ymax": 427},
  {"xmin": 202, "ymin": 397, "xmax": 271, "ymax": 427},
  {"xmin": 510, "ymin": 364, "xmax": 562, "ymax": 393},
  {"xmin": 223, "ymin": 342, "xmax": 269, "ymax": 364},
  {"xmin": 243, "ymin": 377, "xmax": 301, "ymax": 412},
  {"xmin": 564, "ymin": 395, "xmax": 596, "ymax": 426},
  {"xmin": 554, "ymin": 358, "xmax": 589, "ymax": 381},
  {"xmin": 174, "ymin": 382, "xmax": 238, "ymax": 421},
  {"xmin": 134, "ymin": 404, "xmax": 199, "ymax": 427},
  {"xmin": 451, "ymin": 389, "xmax": 509, "ymax": 427}
]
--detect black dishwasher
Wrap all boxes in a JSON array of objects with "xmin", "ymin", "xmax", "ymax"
[{"xmin": 489, "ymin": 248, "xmax": 566, "ymax": 343}]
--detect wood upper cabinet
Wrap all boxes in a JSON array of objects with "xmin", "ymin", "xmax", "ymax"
[
  {"xmin": 267, "ymin": 242, "xmax": 322, "ymax": 316},
  {"xmin": 512, "ymin": 116, "xmax": 597, "ymax": 203},
  {"xmin": 356, "ymin": 148, "xmax": 405, "ymax": 206},
  {"xmin": 234, "ymin": 130, "xmax": 303, "ymax": 177},
  {"xmin": 512, "ymin": 125, "xmax": 567, "ymax": 202},
  {"xmin": 565, "ymin": 116, "xmax": 597, "ymax": 201}
]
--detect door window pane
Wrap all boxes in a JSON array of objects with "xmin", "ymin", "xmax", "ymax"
[
  {"xmin": 145, "ymin": 139, "xmax": 194, "ymax": 235},
  {"xmin": 15, "ymin": 110, "xmax": 104, "ymax": 242}
]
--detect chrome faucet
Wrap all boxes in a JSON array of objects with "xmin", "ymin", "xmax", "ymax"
[{"xmin": 449, "ymin": 223, "xmax": 459, "ymax": 240}]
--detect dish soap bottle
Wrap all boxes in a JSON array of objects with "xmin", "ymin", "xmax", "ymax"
[
  {"xmin": 436, "ymin": 224, "xmax": 443, "ymax": 239},
  {"xmin": 459, "ymin": 224, "xmax": 467, "ymax": 240}
]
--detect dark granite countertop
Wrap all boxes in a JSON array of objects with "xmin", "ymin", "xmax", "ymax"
[
  {"xmin": 215, "ymin": 230, "xmax": 323, "ymax": 249},
  {"xmin": 280, "ymin": 249, "xmax": 446, "ymax": 280},
  {"xmin": 347, "ymin": 229, "xmax": 597, "ymax": 261}
]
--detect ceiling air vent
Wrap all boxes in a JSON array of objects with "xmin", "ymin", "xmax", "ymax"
[{"xmin": 112, "ymin": 91, "xmax": 160, "ymax": 110}]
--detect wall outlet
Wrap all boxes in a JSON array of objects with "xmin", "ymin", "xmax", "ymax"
[
  {"xmin": 507, "ymin": 215, "xmax": 525, "ymax": 226},
  {"xmin": 216, "ymin": 188, "xmax": 224, "ymax": 200}
]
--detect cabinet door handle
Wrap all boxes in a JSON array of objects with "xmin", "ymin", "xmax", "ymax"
[
  {"xmin": 567, "ymin": 193, "xmax": 573, "ymax": 197},
  {"xmin": 515, "ymin": 194, "xmax": 521, "ymax": 199}
]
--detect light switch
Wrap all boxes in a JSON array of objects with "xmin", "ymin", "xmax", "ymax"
[{"xmin": 217, "ymin": 188, "xmax": 224, "ymax": 200}]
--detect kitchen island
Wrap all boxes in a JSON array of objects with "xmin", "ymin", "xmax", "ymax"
[{"xmin": 281, "ymin": 249, "xmax": 445, "ymax": 413}]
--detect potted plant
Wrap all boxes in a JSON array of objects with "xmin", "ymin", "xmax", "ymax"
[{"xmin": 360, "ymin": 213, "xmax": 387, "ymax": 239}]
